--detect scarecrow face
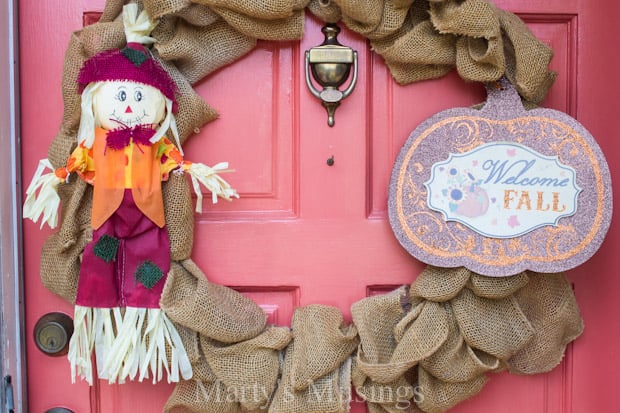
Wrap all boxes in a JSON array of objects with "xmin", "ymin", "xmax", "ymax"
[{"xmin": 93, "ymin": 81, "xmax": 166, "ymax": 130}]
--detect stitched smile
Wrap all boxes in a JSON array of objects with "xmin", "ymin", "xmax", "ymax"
[{"xmin": 110, "ymin": 109, "xmax": 148, "ymax": 127}]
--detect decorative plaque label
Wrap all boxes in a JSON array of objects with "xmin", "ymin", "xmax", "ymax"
[{"xmin": 425, "ymin": 142, "xmax": 581, "ymax": 238}]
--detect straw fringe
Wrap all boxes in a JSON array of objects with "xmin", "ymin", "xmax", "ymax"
[
  {"xmin": 68, "ymin": 306, "xmax": 193, "ymax": 385},
  {"xmin": 93, "ymin": 307, "xmax": 121, "ymax": 381},
  {"xmin": 185, "ymin": 162, "xmax": 239, "ymax": 212},
  {"xmin": 68, "ymin": 305, "xmax": 95, "ymax": 385},
  {"xmin": 123, "ymin": 4, "xmax": 158, "ymax": 45},
  {"xmin": 23, "ymin": 158, "xmax": 64, "ymax": 229}
]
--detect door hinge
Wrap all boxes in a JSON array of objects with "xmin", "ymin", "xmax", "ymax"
[{"xmin": 3, "ymin": 376, "xmax": 14, "ymax": 413}]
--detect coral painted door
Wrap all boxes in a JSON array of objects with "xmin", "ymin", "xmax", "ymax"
[{"xmin": 19, "ymin": 0, "xmax": 620, "ymax": 412}]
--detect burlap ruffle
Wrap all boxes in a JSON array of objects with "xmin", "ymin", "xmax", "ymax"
[
  {"xmin": 160, "ymin": 267, "xmax": 582, "ymax": 412},
  {"xmin": 145, "ymin": 0, "xmax": 555, "ymax": 101},
  {"xmin": 163, "ymin": 281, "xmax": 361, "ymax": 413},
  {"xmin": 351, "ymin": 267, "xmax": 583, "ymax": 413}
]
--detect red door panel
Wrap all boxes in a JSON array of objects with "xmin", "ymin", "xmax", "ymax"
[{"xmin": 19, "ymin": 1, "xmax": 620, "ymax": 412}]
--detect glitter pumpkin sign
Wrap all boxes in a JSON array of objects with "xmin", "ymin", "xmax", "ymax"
[{"xmin": 388, "ymin": 80, "xmax": 612, "ymax": 276}]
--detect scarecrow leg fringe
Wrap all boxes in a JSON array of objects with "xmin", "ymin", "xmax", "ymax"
[
  {"xmin": 68, "ymin": 305, "xmax": 95, "ymax": 385},
  {"xmin": 139, "ymin": 308, "xmax": 193, "ymax": 383},
  {"xmin": 93, "ymin": 307, "xmax": 120, "ymax": 381},
  {"xmin": 68, "ymin": 306, "xmax": 193, "ymax": 385},
  {"xmin": 103, "ymin": 307, "xmax": 146, "ymax": 384}
]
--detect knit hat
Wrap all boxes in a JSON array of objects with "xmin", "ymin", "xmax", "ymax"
[
  {"xmin": 77, "ymin": 4, "xmax": 178, "ymax": 110},
  {"xmin": 78, "ymin": 43, "xmax": 178, "ymax": 111}
]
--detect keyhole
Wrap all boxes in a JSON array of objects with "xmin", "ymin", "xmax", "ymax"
[{"xmin": 34, "ymin": 312, "xmax": 73, "ymax": 356}]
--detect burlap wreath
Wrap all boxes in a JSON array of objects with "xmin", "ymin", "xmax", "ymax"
[{"xmin": 40, "ymin": 1, "xmax": 582, "ymax": 412}]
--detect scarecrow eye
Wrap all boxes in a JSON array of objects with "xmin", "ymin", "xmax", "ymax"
[
  {"xmin": 116, "ymin": 89, "xmax": 127, "ymax": 102},
  {"xmin": 135, "ymin": 90, "xmax": 143, "ymax": 102}
]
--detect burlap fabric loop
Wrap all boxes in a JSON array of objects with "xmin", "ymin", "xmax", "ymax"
[
  {"xmin": 154, "ymin": 14, "xmax": 257, "ymax": 85},
  {"xmin": 351, "ymin": 286, "xmax": 446, "ymax": 411},
  {"xmin": 200, "ymin": 327, "xmax": 292, "ymax": 411},
  {"xmin": 146, "ymin": 0, "xmax": 307, "ymax": 41},
  {"xmin": 497, "ymin": 9, "xmax": 556, "ymax": 104},
  {"xmin": 164, "ymin": 331, "xmax": 230, "ymax": 413},
  {"xmin": 416, "ymin": 366, "xmax": 487, "ymax": 413},
  {"xmin": 350, "ymin": 286, "xmax": 410, "ymax": 384},
  {"xmin": 143, "ymin": 0, "xmax": 194, "ymax": 19},
  {"xmin": 270, "ymin": 343, "xmax": 353, "ymax": 413},
  {"xmin": 160, "ymin": 260, "xmax": 268, "ymax": 343},
  {"xmin": 409, "ymin": 266, "xmax": 470, "ymax": 302},
  {"xmin": 389, "ymin": 301, "xmax": 449, "ymax": 380},
  {"xmin": 162, "ymin": 173, "xmax": 195, "ymax": 261},
  {"xmin": 429, "ymin": 0, "xmax": 506, "ymax": 83},
  {"xmin": 205, "ymin": 6, "xmax": 306, "ymax": 41},
  {"xmin": 289, "ymin": 305, "xmax": 359, "ymax": 392},
  {"xmin": 420, "ymin": 304, "xmax": 500, "ymax": 383},
  {"xmin": 167, "ymin": 326, "xmax": 290, "ymax": 412},
  {"xmin": 164, "ymin": 379, "xmax": 239, "ymax": 413},
  {"xmin": 404, "ymin": 268, "xmax": 583, "ymax": 412},
  {"xmin": 195, "ymin": 0, "xmax": 308, "ymax": 20},
  {"xmin": 451, "ymin": 287, "xmax": 535, "ymax": 360},
  {"xmin": 467, "ymin": 271, "xmax": 529, "ymax": 299},
  {"xmin": 506, "ymin": 272, "xmax": 584, "ymax": 374},
  {"xmin": 356, "ymin": 300, "xmax": 450, "ymax": 410}
]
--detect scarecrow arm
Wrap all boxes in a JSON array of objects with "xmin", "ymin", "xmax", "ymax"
[
  {"xmin": 182, "ymin": 161, "xmax": 239, "ymax": 213},
  {"xmin": 23, "ymin": 159, "xmax": 65, "ymax": 229},
  {"xmin": 157, "ymin": 138, "xmax": 238, "ymax": 212},
  {"xmin": 23, "ymin": 144, "xmax": 92, "ymax": 229}
]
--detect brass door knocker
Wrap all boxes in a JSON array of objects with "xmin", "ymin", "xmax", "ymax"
[{"xmin": 305, "ymin": 23, "xmax": 358, "ymax": 127}]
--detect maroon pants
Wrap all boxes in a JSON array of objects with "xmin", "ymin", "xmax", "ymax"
[{"xmin": 76, "ymin": 190, "xmax": 170, "ymax": 308}]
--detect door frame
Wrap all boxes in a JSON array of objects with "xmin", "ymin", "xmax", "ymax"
[{"xmin": 0, "ymin": 0, "xmax": 26, "ymax": 411}]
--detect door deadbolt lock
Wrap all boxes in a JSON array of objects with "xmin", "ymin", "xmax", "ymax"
[
  {"xmin": 305, "ymin": 23, "xmax": 358, "ymax": 127},
  {"xmin": 33, "ymin": 312, "xmax": 73, "ymax": 356}
]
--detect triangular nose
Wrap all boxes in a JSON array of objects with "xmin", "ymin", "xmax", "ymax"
[{"xmin": 125, "ymin": 105, "xmax": 133, "ymax": 114}]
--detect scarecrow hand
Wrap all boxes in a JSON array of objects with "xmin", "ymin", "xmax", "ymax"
[
  {"xmin": 23, "ymin": 158, "xmax": 65, "ymax": 229},
  {"xmin": 184, "ymin": 162, "xmax": 239, "ymax": 213}
]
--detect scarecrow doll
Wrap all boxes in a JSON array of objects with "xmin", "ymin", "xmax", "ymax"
[{"xmin": 23, "ymin": 4, "xmax": 237, "ymax": 385}]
